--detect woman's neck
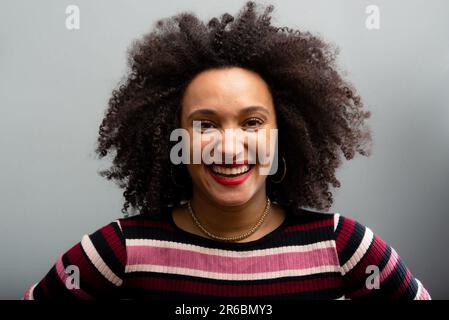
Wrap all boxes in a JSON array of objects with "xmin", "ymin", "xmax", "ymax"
[{"xmin": 188, "ymin": 188, "xmax": 272, "ymax": 237}]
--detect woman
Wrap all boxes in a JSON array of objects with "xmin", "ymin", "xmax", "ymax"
[{"xmin": 24, "ymin": 1, "xmax": 431, "ymax": 300}]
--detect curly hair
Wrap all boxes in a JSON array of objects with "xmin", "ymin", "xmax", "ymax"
[{"xmin": 95, "ymin": 1, "xmax": 373, "ymax": 217}]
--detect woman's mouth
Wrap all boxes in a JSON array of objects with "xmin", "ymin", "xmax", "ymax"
[
  {"xmin": 206, "ymin": 164, "xmax": 255, "ymax": 186},
  {"xmin": 209, "ymin": 164, "xmax": 253, "ymax": 176}
]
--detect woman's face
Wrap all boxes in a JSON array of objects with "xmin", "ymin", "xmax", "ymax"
[{"xmin": 180, "ymin": 67, "xmax": 278, "ymax": 206}]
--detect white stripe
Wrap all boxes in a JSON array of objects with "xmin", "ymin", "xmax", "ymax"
[
  {"xmin": 126, "ymin": 239, "xmax": 337, "ymax": 258},
  {"xmin": 81, "ymin": 235, "xmax": 123, "ymax": 286},
  {"xmin": 115, "ymin": 220, "xmax": 123, "ymax": 233},
  {"xmin": 125, "ymin": 264, "xmax": 341, "ymax": 280},
  {"xmin": 335, "ymin": 295, "xmax": 346, "ymax": 300},
  {"xmin": 334, "ymin": 213, "xmax": 341, "ymax": 232},
  {"xmin": 341, "ymin": 227, "xmax": 374, "ymax": 275},
  {"xmin": 414, "ymin": 279, "xmax": 423, "ymax": 300},
  {"xmin": 27, "ymin": 283, "xmax": 37, "ymax": 300}
]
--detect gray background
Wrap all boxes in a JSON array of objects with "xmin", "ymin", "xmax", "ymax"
[{"xmin": 0, "ymin": 0, "xmax": 448, "ymax": 299}]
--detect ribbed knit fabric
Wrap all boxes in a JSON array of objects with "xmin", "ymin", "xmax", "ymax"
[{"xmin": 23, "ymin": 206, "xmax": 431, "ymax": 300}]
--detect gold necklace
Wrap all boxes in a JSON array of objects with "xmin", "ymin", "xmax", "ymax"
[{"xmin": 186, "ymin": 197, "xmax": 271, "ymax": 242}]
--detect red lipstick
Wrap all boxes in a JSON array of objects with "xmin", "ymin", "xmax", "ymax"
[{"xmin": 207, "ymin": 165, "xmax": 255, "ymax": 186}]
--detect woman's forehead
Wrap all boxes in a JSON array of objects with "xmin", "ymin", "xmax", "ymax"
[{"xmin": 181, "ymin": 67, "xmax": 274, "ymax": 115}]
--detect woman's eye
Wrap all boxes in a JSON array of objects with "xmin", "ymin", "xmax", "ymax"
[
  {"xmin": 244, "ymin": 118, "xmax": 264, "ymax": 129},
  {"xmin": 194, "ymin": 120, "xmax": 216, "ymax": 131}
]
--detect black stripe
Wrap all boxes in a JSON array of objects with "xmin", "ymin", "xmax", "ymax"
[
  {"xmin": 31, "ymin": 282, "xmax": 44, "ymax": 300},
  {"xmin": 126, "ymin": 270, "xmax": 342, "ymax": 286},
  {"xmin": 111, "ymin": 221, "xmax": 126, "ymax": 247},
  {"xmin": 339, "ymin": 221, "xmax": 366, "ymax": 265},
  {"xmin": 380, "ymin": 258, "xmax": 408, "ymax": 295},
  {"xmin": 89, "ymin": 224, "xmax": 124, "ymax": 278},
  {"xmin": 377, "ymin": 244, "xmax": 392, "ymax": 273},
  {"xmin": 399, "ymin": 276, "xmax": 419, "ymax": 300},
  {"xmin": 120, "ymin": 287, "xmax": 344, "ymax": 301},
  {"xmin": 123, "ymin": 226, "xmax": 334, "ymax": 249}
]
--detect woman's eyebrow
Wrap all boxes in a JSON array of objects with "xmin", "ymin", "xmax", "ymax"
[
  {"xmin": 241, "ymin": 106, "xmax": 270, "ymax": 115},
  {"xmin": 187, "ymin": 108, "xmax": 216, "ymax": 120},
  {"xmin": 187, "ymin": 106, "xmax": 269, "ymax": 120}
]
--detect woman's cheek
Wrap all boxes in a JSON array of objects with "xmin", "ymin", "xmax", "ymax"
[{"xmin": 245, "ymin": 129, "xmax": 278, "ymax": 176}]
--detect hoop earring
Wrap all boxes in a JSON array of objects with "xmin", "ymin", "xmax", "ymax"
[
  {"xmin": 170, "ymin": 165, "xmax": 187, "ymax": 188},
  {"xmin": 270, "ymin": 156, "xmax": 287, "ymax": 184}
]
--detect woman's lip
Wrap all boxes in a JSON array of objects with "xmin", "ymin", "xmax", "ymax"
[{"xmin": 206, "ymin": 165, "xmax": 255, "ymax": 186}]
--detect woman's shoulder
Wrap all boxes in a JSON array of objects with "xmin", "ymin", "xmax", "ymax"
[
  {"xmin": 114, "ymin": 209, "xmax": 174, "ymax": 239},
  {"xmin": 287, "ymin": 206, "xmax": 342, "ymax": 229},
  {"xmin": 286, "ymin": 207, "xmax": 371, "ymax": 241}
]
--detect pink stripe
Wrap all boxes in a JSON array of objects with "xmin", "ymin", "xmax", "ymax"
[
  {"xmin": 127, "ymin": 245, "xmax": 339, "ymax": 273},
  {"xmin": 24, "ymin": 284, "xmax": 34, "ymax": 300},
  {"xmin": 55, "ymin": 255, "xmax": 94, "ymax": 300},
  {"xmin": 420, "ymin": 287, "xmax": 430, "ymax": 300},
  {"xmin": 379, "ymin": 248, "xmax": 400, "ymax": 282},
  {"xmin": 391, "ymin": 269, "xmax": 412, "ymax": 299}
]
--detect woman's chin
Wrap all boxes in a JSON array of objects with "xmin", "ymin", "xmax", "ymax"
[
  {"xmin": 200, "ymin": 167, "xmax": 257, "ymax": 206},
  {"xmin": 206, "ymin": 193, "xmax": 253, "ymax": 207}
]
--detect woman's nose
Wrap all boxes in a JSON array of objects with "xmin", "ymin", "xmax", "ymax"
[{"xmin": 213, "ymin": 128, "xmax": 247, "ymax": 163}]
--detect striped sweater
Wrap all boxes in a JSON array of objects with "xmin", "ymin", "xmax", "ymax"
[{"xmin": 23, "ymin": 206, "xmax": 431, "ymax": 300}]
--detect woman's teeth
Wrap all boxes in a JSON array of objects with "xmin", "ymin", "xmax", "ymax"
[{"xmin": 209, "ymin": 165, "xmax": 251, "ymax": 176}]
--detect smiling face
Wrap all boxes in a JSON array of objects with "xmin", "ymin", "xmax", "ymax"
[{"xmin": 180, "ymin": 67, "xmax": 278, "ymax": 206}]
